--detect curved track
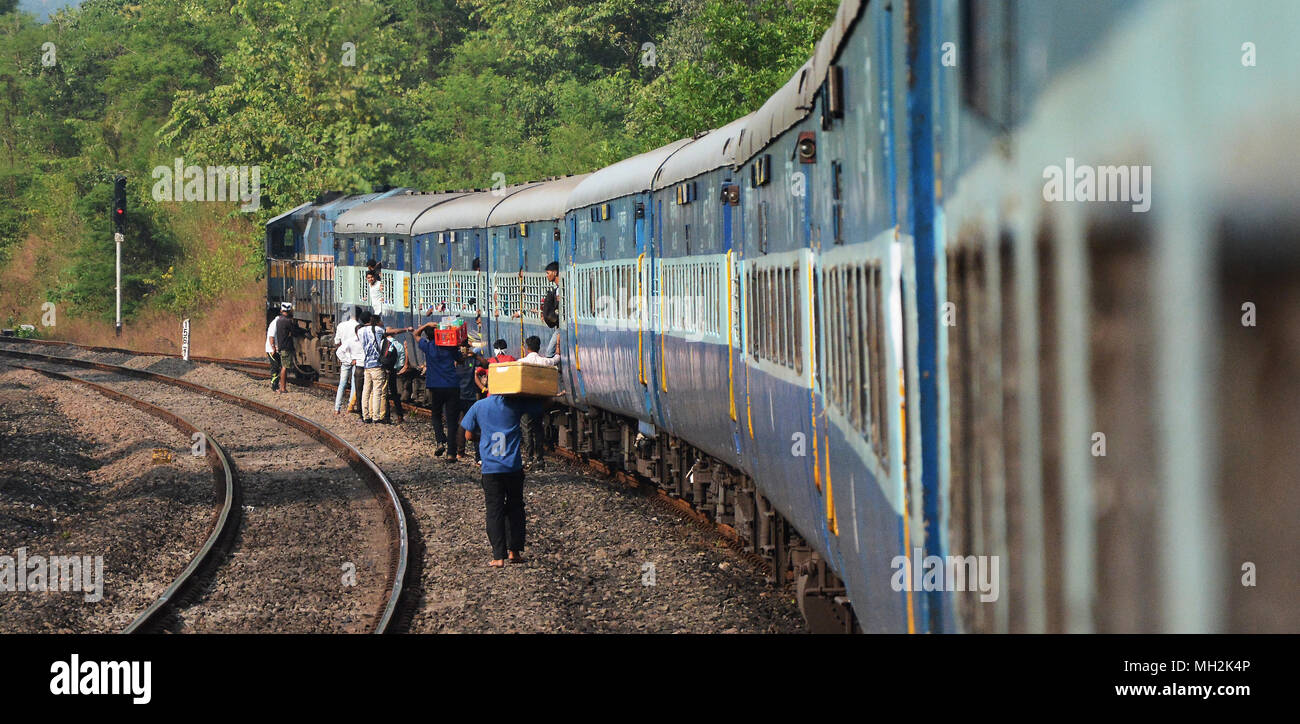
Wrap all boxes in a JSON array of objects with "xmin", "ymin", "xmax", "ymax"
[
  {"xmin": 5, "ymin": 337, "xmax": 775, "ymax": 590},
  {"xmin": 6, "ymin": 338, "xmax": 777, "ymax": 578},
  {"xmin": 4, "ymin": 362, "xmax": 240, "ymax": 633},
  {"xmin": 0, "ymin": 344, "xmax": 410, "ymax": 633}
]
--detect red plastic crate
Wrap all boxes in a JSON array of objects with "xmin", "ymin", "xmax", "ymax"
[{"xmin": 434, "ymin": 326, "xmax": 465, "ymax": 347}]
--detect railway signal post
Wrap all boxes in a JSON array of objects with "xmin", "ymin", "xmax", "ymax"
[{"xmin": 113, "ymin": 175, "xmax": 126, "ymax": 337}]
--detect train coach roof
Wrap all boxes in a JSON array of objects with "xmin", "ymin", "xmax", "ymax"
[
  {"xmin": 317, "ymin": 190, "xmax": 390, "ymax": 215},
  {"xmin": 488, "ymin": 174, "xmax": 592, "ymax": 226},
  {"xmin": 565, "ymin": 138, "xmax": 694, "ymax": 211},
  {"xmin": 335, "ymin": 191, "xmax": 468, "ymax": 235},
  {"xmin": 736, "ymin": 0, "xmax": 864, "ymax": 165},
  {"xmin": 652, "ymin": 115, "xmax": 754, "ymax": 190},
  {"xmin": 265, "ymin": 202, "xmax": 312, "ymax": 228},
  {"xmin": 410, "ymin": 183, "xmax": 543, "ymax": 235}
]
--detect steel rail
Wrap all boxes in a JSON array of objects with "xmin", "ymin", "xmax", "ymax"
[
  {"xmin": 2, "ymin": 361, "xmax": 239, "ymax": 633},
  {"xmin": 0, "ymin": 347, "xmax": 410, "ymax": 634}
]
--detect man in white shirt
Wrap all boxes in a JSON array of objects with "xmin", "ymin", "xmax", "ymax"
[
  {"xmin": 265, "ymin": 315, "xmax": 278, "ymax": 390},
  {"xmin": 347, "ymin": 310, "xmax": 372, "ymax": 418},
  {"xmin": 518, "ymin": 335, "xmax": 560, "ymax": 367},
  {"xmin": 266, "ymin": 302, "xmax": 294, "ymax": 392},
  {"xmin": 366, "ymin": 269, "xmax": 385, "ymax": 317},
  {"xmin": 333, "ymin": 307, "xmax": 360, "ymax": 414},
  {"xmin": 334, "ymin": 306, "xmax": 359, "ymax": 348}
]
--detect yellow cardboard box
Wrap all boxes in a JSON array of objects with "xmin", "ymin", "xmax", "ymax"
[{"xmin": 488, "ymin": 362, "xmax": 559, "ymax": 397}]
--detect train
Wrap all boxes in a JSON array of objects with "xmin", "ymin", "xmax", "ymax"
[{"xmin": 265, "ymin": 0, "xmax": 1299, "ymax": 633}]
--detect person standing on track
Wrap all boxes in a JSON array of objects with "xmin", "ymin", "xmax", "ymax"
[
  {"xmin": 381, "ymin": 326, "xmax": 413, "ymax": 424},
  {"xmin": 265, "ymin": 312, "xmax": 279, "ymax": 391},
  {"xmin": 333, "ymin": 306, "xmax": 361, "ymax": 415},
  {"xmin": 334, "ymin": 306, "xmax": 360, "ymax": 352},
  {"xmin": 415, "ymin": 322, "xmax": 462, "ymax": 460},
  {"xmin": 358, "ymin": 313, "xmax": 388, "ymax": 423},
  {"xmin": 350, "ymin": 310, "xmax": 371, "ymax": 419},
  {"xmin": 456, "ymin": 344, "xmax": 483, "ymax": 465},
  {"xmin": 267, "ymin": 302, "xmax": 295, "ymax": 394},
  {"xmin": 460, "ymin": 393, "xmax": 548, "ymax": 567}
]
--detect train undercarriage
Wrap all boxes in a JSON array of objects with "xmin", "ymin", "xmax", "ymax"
[{"xmin": 548, "ymin": 405, "xmax": 858, "ymax": 634}]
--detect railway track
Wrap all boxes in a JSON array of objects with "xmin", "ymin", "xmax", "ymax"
[
  {"xmin": 0, "ymin": 344, "xmax": 410, "ymax": 634},
  {"xmin": 4, "ymin": 362, "xmax": 239, "ymax": 633},
  {"xmin": 6, "ymin": 337, "xmax": 776, "ymax": 582}
]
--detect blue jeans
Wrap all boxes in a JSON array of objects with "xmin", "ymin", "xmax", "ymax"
[{"xmin": 334, "ymin": 365, "xmax": 355, "ymax": 411}]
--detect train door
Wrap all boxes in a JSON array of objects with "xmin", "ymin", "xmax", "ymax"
[
  {"xmin": 565, "ymin": 214, "xmax": 585, "ymax": 401},
  {"xmin": 636, "ymin": 193, "xmax": 662, "ymax": 425},
  {"xmin": 722, "ymin": 178, "xmax": 744, "ymax": 457}
]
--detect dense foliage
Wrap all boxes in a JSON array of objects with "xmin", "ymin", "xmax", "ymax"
[{"xmin": 0, "ymin": 0, "xmax": 836, "ymax": 324}]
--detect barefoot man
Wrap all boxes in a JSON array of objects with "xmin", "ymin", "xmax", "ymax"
[{"xmin": 459, "ymin": 394, "xmax": 548, "ymax": 567}]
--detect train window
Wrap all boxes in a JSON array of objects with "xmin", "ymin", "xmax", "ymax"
[
  {"xmin": 960, "ymin": 0, "xmax": 1015, "ymax": 128},
  {"xmin": 746, "ymin": 261, "xmax": 803, "ymax": 373},
  {"xmin": 821, "ymin": 65, "xmax": 844, "ymax": 129},
  {"xmin": 774, "ymin": 268, "xmax": 783, "ymax": 363},
  {"xmin": 792, "ymin": 262, "xmax": 803, "ymax": 373},
  {"xmin": 824, "ymin": 260, "xmax": 887, "ymax": 460},
  {"xmin": 867, "ymin": 263, "xmax": 886, "ymax": 456},
  {"xmin": 1215, "ymin": 219, "xmax": 1300, "ymax": 633},
  {"xmin": 750, "ymin": 154, "xmax": 772, "ymax": 188},
  {"xmin": 659, "ymin": 258, "xmax": 724, "ymax": 337},
  {"xmin": 774, "ymin": 266, "xmax": 785, "ymax": 366},
  {"xmin": 746, "ymin": 271, "xmax": 758, "ymax": 358}
]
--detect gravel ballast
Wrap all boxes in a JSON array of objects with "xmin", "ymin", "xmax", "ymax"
[
  {"xmin": 0, "ymin": 368, "xmax": 214, "ymax": 633},
  {"xmin": 1, "ymin": 342, "xmax": 806, "ymax": 633}
]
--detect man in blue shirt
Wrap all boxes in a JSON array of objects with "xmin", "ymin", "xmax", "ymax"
[
  {"xmin": 460, "ymin": 394, "xmax": 547, "ymax": 567},
  {"xmin": 416, "ymin": 322, "xmax": 464, "ymax": 460}
]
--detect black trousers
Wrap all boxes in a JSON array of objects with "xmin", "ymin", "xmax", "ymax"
[
  {"xmin": 481, "ymin": 470, "xmax": 526, "ymax": 560},
  {"xmin": 459, "ymin": 400, "xmax": 481, "ymax": 460},
  {"xmin": 521, "ymin": 411, "xmax": 545, "ymax": 461},
  {"xmin": 353, "ymin": 366, "xmax": 366, "ymax": 419},
  {"xmin": 385, "ymin": 368, "xmax": 404, "ymax": 420},
  {"xmin": 427, "ymin": 386, "xmax": 460, "ymax": 452},
  {"xmin": 267, "ymin": 353, "xmax": 281, "ymax": 390}
]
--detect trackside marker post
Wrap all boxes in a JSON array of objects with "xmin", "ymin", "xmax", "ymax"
[{"xmin": 113, "ymin": 175, "xmax": 127, "ymax": 337}]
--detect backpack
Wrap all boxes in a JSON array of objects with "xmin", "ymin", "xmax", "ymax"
[
  {"xmin": 542, "ymin": 288, "xmax": 559, "ymax": 328},
  {"xmin": 379, "ymin": 336, "xmax": 400, "ymax": 370}
]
